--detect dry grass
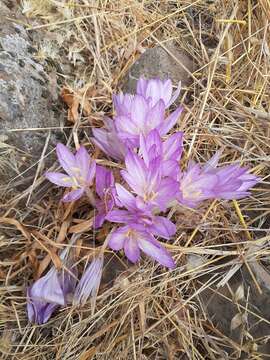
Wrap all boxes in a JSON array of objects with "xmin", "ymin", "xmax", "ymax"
[{"xmin": 0, "ymin": 0, "xmax": 270, "ymax": 359}]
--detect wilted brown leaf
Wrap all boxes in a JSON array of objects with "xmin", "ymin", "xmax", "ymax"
[
  {"xmin": 61, "ymin": 85, "xmax": 92, "ymax": 123},
  {"xmin": 69, "ymin": 218, "xmax": 93, "ymax": 234},
  {"xmin": 0, "ymin": 217, "xmax": 31, "ymax": 241}
]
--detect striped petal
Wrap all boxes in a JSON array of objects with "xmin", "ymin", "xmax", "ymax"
[
  {"xmin": 45, "ymin": 172, "xmax": 74, "ymax": 187},
  {"xmin": 124, "ymin": 236, "xmax": 140, "ymax": 263},
  {"xmin": 62, "ymin": 188, "xmax": 84, "ymax": 202},
  {"xmin": 108, "ymin": 227, "xmax": 128, "ymax": 250},
  {"xmin": 56, "ymin": 143, "xmax": 77, "ymax": 177},
  {"xmin": 137, "ymin": 233, "xmax": 175, "ymax": 269}
]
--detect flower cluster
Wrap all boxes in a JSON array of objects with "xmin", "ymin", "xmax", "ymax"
[{"xmin": 27, "ymin": 77, "xmax": 259, "ymax": 324}]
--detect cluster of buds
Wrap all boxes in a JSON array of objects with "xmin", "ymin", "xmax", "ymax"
[{"xmin": 27, "ymin": 77, "xmax": 259, "ymax": 324}]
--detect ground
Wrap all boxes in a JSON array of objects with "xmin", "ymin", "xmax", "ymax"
[{"xmin": 0, "ymin": 1, "xmax": 270, "ymax": 359}]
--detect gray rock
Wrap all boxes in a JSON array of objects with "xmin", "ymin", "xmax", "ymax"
[
  {"xmin": 0, "ymin": 3, "xmax": 62, "ymax": 190},
  {"xmin": 198, "ymin": 264, "xmax": 270, "ymax": 358},
  {"xmin": 122, "ymin": 43, "xmax": 195, "ymax": 94}
]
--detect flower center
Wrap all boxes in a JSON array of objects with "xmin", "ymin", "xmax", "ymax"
[
  {"xmin": 181, "ymin": 182, "xmax": 202, "ymax": 200},
  {"xmin": 143, "ymin": 191, "xmax": 157, "ymax": 202}
]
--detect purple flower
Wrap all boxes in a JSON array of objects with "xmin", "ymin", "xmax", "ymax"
[
  {"xmin": 94, "ymin": 165, "xmax": 116, "ymax": 229},
  {"xmin": 106, "ymin": 184, "xmax": 176, "ymax": 268},
  {"xmin": 136, "ymin": 77, "xmax": 181, "ymax": 108},
  {"xmin": 27, "ymin": 264, "xmax": 76, "ymax": 324},
  {"xmin": 139, "ymin": 129, "xmax": 183, "ymax": 178},
  {"xmin": 45, "ymin": 144, "xmax": 96, "ymax": 202},
  {"xmin": 178, "ymin": 160, "xmax": 218, "ymax": 208},
  {"xmin": 114, "ymin": 95, "xmax": 183, "ymax": 147},
  {"xmin": 178, "ymin": 152, "xmax": 260, "ymax": 208},
  {"xmin": 108, "ymin": 184, "xmax": 176, "ymax": 238},
  {"xmin": 108, "ymin": 224, "xmax": 175, "ymax": 268},
  {"xmin": 121, "ymin": 149, "xmax": 178, "ymax": 211},
  {"xmin": 93, "ymin": 77, "xmax": 183, "ymax": 154},
  {"xmin": 203, "ymin": 152, "xmax": 259, "ymax": 199},
  {"xmin": 73, "ymin": 255, "xmax": 104, "ymax": 306},
  {"xmin": 92, "ymin": 117, "xmax": 127, "ymax": 161},
  {"xmin": 27, "ymin": 291, "xmax": 58, "ymax": 325},
  {"xmin": 113, "ymin": 93, "xmax": 134, "ymax": 116}
]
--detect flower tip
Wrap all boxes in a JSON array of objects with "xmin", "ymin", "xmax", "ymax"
[
  {"xmin": 56, "ymin": 142, "xmax": 66, "ymax": 153},
  {"xmin": 44, "ymin": 171, "xmax": 50, "ymax": 179}
]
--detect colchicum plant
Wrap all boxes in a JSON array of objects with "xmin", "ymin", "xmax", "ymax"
[{"xmin": 27, "ymin": 77, "xmax": 259, "ymax": 324}]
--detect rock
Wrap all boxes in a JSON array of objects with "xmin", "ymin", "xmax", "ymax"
[
  {"xmin": 122, "ymin": 43, "xmax": 195, "ymax": 94},
  {"xmin": 0, "ymin": 3, "xmax": 62, "ymax": 191},
  {"xmin": 198, "ymin": 264, "xmax": 270, "ymax": 357}
]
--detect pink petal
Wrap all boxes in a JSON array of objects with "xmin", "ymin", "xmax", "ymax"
[
  {"xmin": 115, "ymin": 115, "xmax": 140, "ymax": 135},
  {"xmin": 92, "ymin": 127, "xmax": 125, "ymax": 161},
  {"xmin": 136, "ymin": 77, "xmax": 147, "ymax": 96},
  {"xmin": 86, "ymin": 161, "xmax": 96, "ymax": 185},
  {"xmin": 125, "ymin": 150, "xmax": 147, "ymax": 188},
  {"xmin": 161, "ymin": 160, "xmax": 179, "ymax": 178},
  {"xmin": 167, "ymin": 81, "xmax": 181, "ymax": 107},
  {"xmin": 96, "ymin": 165, "xmax": 114, "ymax": 198},
  {"xmin": 113, "ymin": 93, "xmax": 134, "ymax": 115},
  {"xmin": 124, "ymin": 236, "xmax": 140, "ymax": 263},
  {"xmin": 56, "ymin": 143, "xmax": 77, "ymax": 177},
  {"xmin": 121, "ymin": 170, "xmax": 143, "ymax": 196},
  {"xmin": 155, "ymin": 178, "xmax": 179, "ymax": 211},
  {"xmin": 149, "ymin": 216, "xmax": 176, "ymax": 239},
  {"xmin": 106, "ymin": 209, "xmax": 133, "ymax": 223},
  {"xmin": 137, "ymin": 234, "xmax": 175, "ymax": 268},
  {"xmin": 27, "ymin": 295, "xmax": 58, "ymax": 324},
  {"xmin": 115, "ymin": 183, "xmax": 136, "ymax": 210},
  {"xmin": 94, "ymin": 213, "xmax": 106, "ymax": 229},
  {"xmin": 146, "ymin": 157, "xmax": 162, "ymax": 194},
  {"xmin": 73, "ymin": 256, "xmax": 103, "ymax": 305},
  {"xmin": 159, "ymin": 106, "xmax": 183, "ymax": 135},
  {"xmin": 108, "ymin": 227, "xmax": 128, "ymax": 250},
  {"xmin": 160, "ymin": 79, "xmax": 173, "ymax": 107},
  {"xmin": 146, "ymin": 99, "xmax": 165, "ymax": 130},
  {"xmin": 146, "ymin": 79, "xmax": 164, "ymax": 105},
  {"xmin": 139, "ymin": 129, "xmax": 162, "ymax": 165},
  {"xmin": 117, "ymin": 131, "xmax": 139, "ymax": 148},
  {"xmin": 215, "ymin": 191, "xmax": 250, "ymax": 200},
  {"xmin": 92, "ymin": 127, "xmax": 107, "ymax": 143},
  {"xmin": 130, "ymin": 95, "xmax": 148, "ymax": 127},
  {"xmin": 203, "ymin": 150, "xmax": 222, "ymax": 172},
  {"xmin": 75, "ymin": 146, "xmax": 91, "ymax": 180},
  {"xmin": 163, "ymin": 131, "xmax": 183, "ymax": 161},
  {"xmin": 194, "ymin": 174, "xmax": 218, "ymax": 192},
  {"xmin": 216, "ymin": 165, "xmax": 246, "ymax": 183},
  {"xmin": 62, "ymin": 188, "xmax": 84, "ymax": 202},
  {"xmin": 45, "ymin": 172, "xmax": 74, "ymax": 187},
  {"xmin": 29, "ymin": 268, "xmax": 65, "ymax": 306}
]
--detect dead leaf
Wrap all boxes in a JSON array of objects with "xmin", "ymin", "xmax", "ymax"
[
  {"xmin": 32, "ymin": 231, "xmax": 62, "ymax": 249},
  {"xmin": 56, "ymin": 219, "xmax": 70, "ymax": 243},
  {"xmin": 32, "ymin": 234, "xmax": 62, "ymax": 271},
  {"xmin": 138, "ymin": 300, "xmax": 146, "ymax": 333},
  {"xmin": 27, "ymin": 249, "xmax": 39, "ymax": 274},
  {"xmin": 0, "ymin": 217, "xmax": 31, "ymax": 240},
  {"xmin": 34, "ymin": 219, "xmax": 70, "ymax": 277},
  {"xmin": 79, "ymin": 347, "xmax": 97, "ymax": 360},
  {"xmin": 61, "ymin": 85, "xmax": 92, "ymax": 123},
  {"xmin": 62, "ymin": 201, "xmax": 75, "ymax": 220},
  {"xmin": 230, "ymin": 313, "xmax": 247, "ymax": 331},
  {"xmin": 75, "ymin": 237, "xmax": 83, "ymax": 258},
  {"xmin": 234, "ymin": 284, "xmax": 244, "ymax": 302},
  {"xmin": 69, "ymin": 218, "xmax": 93, "ymax": 234},
  {"xmin": 37, "ymin": 255, "xmax": 51, "ymax": 278}
]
